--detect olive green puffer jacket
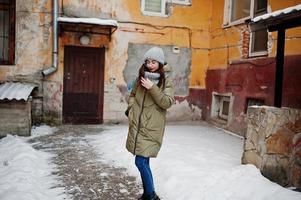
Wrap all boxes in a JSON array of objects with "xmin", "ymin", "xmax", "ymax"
[{"xmin": 126, "ymin": 64, "xmax": 174, "ymax": 158}]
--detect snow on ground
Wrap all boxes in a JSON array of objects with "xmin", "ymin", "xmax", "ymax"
[
  {"xmin": 0, "ymin": 126, "xmax": 67, "ymax": 200},
  {"xmin": 1, "ymin": 124, "xmax": 301, "ymax": 200},
  {"xmin": 31, "ymin": 125, "xmax": 58, "ymax": 138},
  {"xmin": 87, "ymin": 124, "xmax": 301, "ymax": 200}
]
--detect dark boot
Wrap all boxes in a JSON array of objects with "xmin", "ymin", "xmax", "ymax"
[
  {"xmin": 144, "ymin": 192, "xmax": 160, "ymax": 200},
  {"xmin": 154, "ymin": 193, "xmax": 160, "ymax": 200},
  {"xmin": 138, "ymin": 193, "xmax": 147, "ymax": 200}
]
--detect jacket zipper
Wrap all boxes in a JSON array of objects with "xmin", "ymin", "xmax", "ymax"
[{"xmin": 134, "ymin": 89, "xmax": 147, "ymax": 155}]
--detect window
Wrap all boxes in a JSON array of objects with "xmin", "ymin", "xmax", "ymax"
[
  {"xmin": 223, "ymin": 0, "xmax": 251, "ymax": 26},
  {"xmin": 254, "ymin": 0, "xmax": 267, "ymax": 17},
  {"xmin": 230, "ymin": 0, "xmax": 251, "ymax": 22},
  {"xmin": 219, "ymin": 96, "xmax": 230, "ymax": 120},
  {"xmin": 0, "ymin": 0, "xmax": 15, "ymax": 65},
  {"xmin": 223, "ymin": 0, "xmax": 268, "ymax": 56},
  {"xmin": 223, "ymin": 0, "xmax": 267, "ymax": 26},
  {"xmin": 245, "ymin": 98, "xmax": 264, "ymax": 113},
  {"xmin": 211, "ymin": 93, "xmax": 233, "ymax": 122},
  {"xmin": 249, "ymin": 29, "xmax": 268, "ymax": 56},
  {"xmin": 141, "ymin": 0, "xmax": 167, "ymax": 17},
  {"xmin": 249, "ymin": 0, "xmax": 268, "ymax": 56}
]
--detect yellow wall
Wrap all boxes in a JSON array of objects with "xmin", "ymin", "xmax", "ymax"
[
  {"xmin": 1, "ymin": 0, "xmax": 301, "ymax": 102},
  {"xmin": 114, "ymin": 0, "xmax": 212, "ymax": 89},
  {"xmin": 51, "ymin": 0, "xmax": 301, "ymax": 93},
  {"xmin": 53, "ymin": 0, "xmax": 301, "ymax": 123},
  {"xmin": 208, "ymin": 0, "xmax": 301, "ymax": 75},
  {"xmin": 269, "ymin": 1, "xmax": 301, "ymax": 56},
  {"xmin": 56, "ymin": 0, "xmax": 212, "ymax": 89}
]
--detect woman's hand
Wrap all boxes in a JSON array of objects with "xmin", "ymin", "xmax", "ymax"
[{"xmin": 141, "ymin": 77, "xmax": 153, "ymax": 89}]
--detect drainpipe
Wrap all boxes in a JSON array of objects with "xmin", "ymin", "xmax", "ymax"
[{"xmin": 42, "ymin": 0, "xmax": 58, "ymax": 76}]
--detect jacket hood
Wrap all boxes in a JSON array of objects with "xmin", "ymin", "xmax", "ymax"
[{"xmin": 163, "ymin": 63, "xmax": 172, "ymax": 78}]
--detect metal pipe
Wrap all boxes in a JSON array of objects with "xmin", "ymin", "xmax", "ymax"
[{"xmin": 42, "ymin": 0, "xmax": 58, "ymax": 76}]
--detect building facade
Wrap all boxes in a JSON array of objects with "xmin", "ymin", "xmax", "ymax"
[
  {"xmin": 206, "ymin": 0, "xmax": 301, "ymax": 136},
  {"xmin": 0, "ymin": 0, "xmax": 300, "ymax": 136}
]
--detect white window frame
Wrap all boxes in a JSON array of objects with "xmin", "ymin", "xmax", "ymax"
[
  {"xmin": 223, "ymin": 0, "xmax": 255, "ymax": 27},
  {"xmin": 249, "ymin": 0, "xmax": 268, "ymax": 57},
  {"xmin": 249, "ymin": 29, "xmax": 268, "ymax": 57},
  {"xmin": 223, "ymin": 0, "xmax": 268, "ymax": 57},
  {"xmin": 211, "ymin": 92, "xmax": 234, "ymax": 124},
  {"xmin": 141, "ymin": 0, "xmax": 167, "ymax": 17},
  {"xmin": 172, "ymin": 0, "xmax": 191, "ymax": 6}
]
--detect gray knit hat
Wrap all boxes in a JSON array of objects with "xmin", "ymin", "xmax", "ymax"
[{"xmin": 143, "ymin": 47, "xmax": 165, "ymax": 65}]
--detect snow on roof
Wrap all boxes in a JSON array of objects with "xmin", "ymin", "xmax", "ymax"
[
  {"xmin": 58, "ymin": 17, "xmax": 118, "ymax": 27},
  {"xmin": 0, "ymin": 82, "xmax": 36, "ymax": 101},
  {"xmin": 252, "ymin": 4, "xmax": 301, "ymax": 23}
]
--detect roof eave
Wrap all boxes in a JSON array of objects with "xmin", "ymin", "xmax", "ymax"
[{"xmin": 250, "ymin": 9, "xmax": 301, "ymax": 32}]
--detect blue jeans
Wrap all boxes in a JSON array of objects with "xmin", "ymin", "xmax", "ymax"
[{"xmin": 135, "ymin": 155, "xmax": 154, "ymax": 195}]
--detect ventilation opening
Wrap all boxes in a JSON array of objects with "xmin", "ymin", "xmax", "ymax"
[
  {"xmin": 218, "ymin": 96, "xmax": 230, "ymax": 120},
  {"xmin": 245, "ymin": 98, "xmax": 265, "ymax": 113},
  {"xmin": 211, "ymin": 93, "xmax": 233, "ymax": 122}
]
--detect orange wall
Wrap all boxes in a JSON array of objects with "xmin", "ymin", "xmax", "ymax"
[
  {"xmin": 2, "ymin": 0, "xmax": 300, "ymax": 99},
  {"xmin": 111, "ymin": 0, "xmax": 211, "ymax": 89},
  {"xmin": 59, "ymin": 0, "xmax": 212, "ymax": 89},
  {"xmin": 209, "ymin": 0, "xmax": 301, "ymax": 74}
]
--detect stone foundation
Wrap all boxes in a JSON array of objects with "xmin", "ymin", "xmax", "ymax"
[
  {"xmin": 242, "ymin": 106, "xmax": 301, "ymax": 188},
  {"xmin": 0, "ymin": 99, "xmax": 32, "ymax": 137}
]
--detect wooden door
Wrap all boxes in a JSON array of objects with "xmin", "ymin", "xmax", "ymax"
[{"xmin": 63, "ymin": 46, "xmax": 104, "ymax": 124}]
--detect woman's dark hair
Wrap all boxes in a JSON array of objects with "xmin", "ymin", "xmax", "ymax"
[{"xmin": 138, "ymin": 62, "xmax": 165, "ymax": 88}]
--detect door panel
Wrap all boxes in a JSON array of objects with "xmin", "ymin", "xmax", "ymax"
[{"xmin": 63, "ymin": 46, "xmax": 104, "ymax": 124}]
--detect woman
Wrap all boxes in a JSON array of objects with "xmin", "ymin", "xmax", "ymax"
[{"xmin": 125, "ymin": 47, "xmax": 174, "ymax": 200}]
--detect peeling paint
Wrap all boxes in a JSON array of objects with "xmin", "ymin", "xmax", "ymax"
[
  {"xmin": 167, "ymin": 100, "xmax": 202, "ymax": 121},
  {"xmin": 43, "ymin": 81, "xmax": 63, "ymax": 122},
  {"xmin": 123, "ymin": 43, "xmax": 191, "ymax": 96},
  {"xmin": 1, "ymin": 0, "xmax": 300, "ymax": 127},
  {"xmin": 62, "ymin": 0, "xmax": 130, "ymax": 19}
]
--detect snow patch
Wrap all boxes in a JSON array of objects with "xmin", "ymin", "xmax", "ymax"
[
  {"xmin": 58, "ymin": 17, "xmax": 118, "ymax": 27},
  {"xmin": 0, "ymin": 133, "xmax": 67, "ymax": 200},
  {"xmin": 31, "ymin": 125, "xmax": 57, "ymax": 138},
  {"xmin": 86, "ymin": 125, "xmax": 301, "ymax": 200}
]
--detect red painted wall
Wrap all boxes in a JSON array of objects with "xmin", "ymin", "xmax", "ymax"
[
  {"xmin": 283, "ymin": 56, "xmax": 301, "ymax": 108},
  {"xmin": 204, "ymin": 55, "xmax": 301, "ymax": 135},
  {"xmin": 174, "ymin": 88, "xmax": 206, "ymax": 111}
]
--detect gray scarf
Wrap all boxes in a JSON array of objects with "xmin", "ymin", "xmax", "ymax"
[{"xmin": 144, "ymin": 71, "xmax": 160, "ymax": 85}]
